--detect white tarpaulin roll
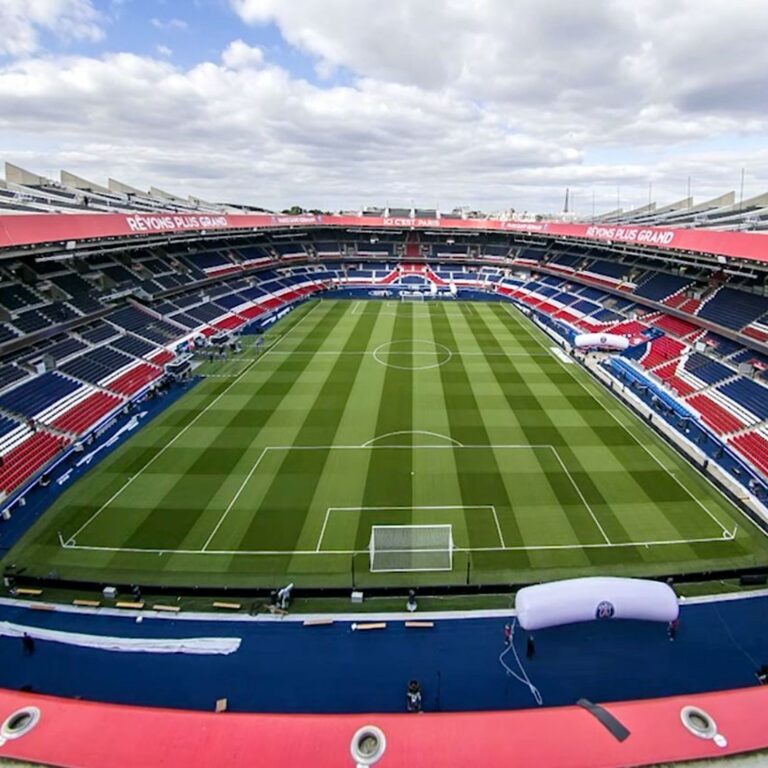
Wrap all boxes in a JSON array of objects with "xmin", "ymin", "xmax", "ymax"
[
  {"xmin": 573, "ymin": 333, "xmax": 629, "ymax": 350},
  {"xmin": 0, "ymin": 621, "xmax": 241, "ymax": 655},
  {"xmin": 516, "ymin": 577, "xmax": 678, "ymax": 630}
]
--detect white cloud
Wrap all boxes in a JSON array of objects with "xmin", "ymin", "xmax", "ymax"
[
  {"xmin": 0, "ymin": 0, "xmax": 103, "ymax": 57},
  {"xmin": 2, "ymin": 2, "xmax": 768, "ymax": 212},
  {"xmin": 221, "ymin": 40, "xmax": 264, "ymax": 70},
  {"xmin": 156, "ymin": 45, "xmax": 173, "ymax": 58}
]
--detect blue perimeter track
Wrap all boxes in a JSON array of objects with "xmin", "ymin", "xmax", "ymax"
[{"xmin": 0, "ymin": 592, "xmax": 766, "ymax": 713}]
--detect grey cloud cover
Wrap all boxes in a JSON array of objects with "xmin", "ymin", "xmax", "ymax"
[{"xmin": 0, "ymin": 0, "xmax": 766, "ymax": 213}]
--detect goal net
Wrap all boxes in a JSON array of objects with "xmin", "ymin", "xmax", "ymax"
[
  {"xmin": 400, "ymin": 292, "xmax": 425, "ymax": 303},
  {"xmin": 369, "ymin": 524, "xmax": 453, "ymax": 572}
]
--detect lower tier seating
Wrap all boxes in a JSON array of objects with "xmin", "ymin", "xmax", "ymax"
[
  {"xmin": 653, "ymin": 362, "xmax": 696, "ymax": 397},
  {"xmin": 730, "ymin": 431, "xmax": 768, "ymax": 476},
  {"xmin": 687, "ymin": 394, "xmax": 746, "ymax": 435},
  {"xmin": 51, "ymin": 392, "xmax": 122, "ymax": 435},
  {"xmin": 641, "ymin": 337, "xmax": 687, "ymax": 369},
  {"xmin": 0, "ymin": 431, "xmax": 69, "ymax": 494},
  {"xmin": 106, "ymin": 363, "xmax": 162, "ymax": 396}
]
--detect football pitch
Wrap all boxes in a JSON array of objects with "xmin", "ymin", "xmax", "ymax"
[{"xmin": 7, "ymin": 298, "xmax": 768, "ymax": 590}]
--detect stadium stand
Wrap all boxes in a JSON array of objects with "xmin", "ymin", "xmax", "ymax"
[
  {"xmin": 0, "ymin": 217, "xmax": 766, "ymax": 502},
  {"xmin": 697, "ymin": 287, "xmax": 768, "ymax": 330},
  {"xmin": 719, "ymin": 378, "xmax": 768, "ymax": 421},
  {"xmin": 633, "ymin": 273, "xmax": 692, "ymax": 302},
  {"xmin": 0, "ymin": 372, "xmax": 80, "ymax": 419},
  {"xmin": 730, "ymin": 430, "xmax": 768, "ymax": 475}
]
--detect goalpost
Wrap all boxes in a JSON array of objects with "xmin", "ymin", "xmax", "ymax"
[
  {"xmin": 400, "ymin": 293, "xmax": 425, "ymax": 303},
  {"xmin": 369, "ymin": 524, "xmax": 454, "ymax": 572}
]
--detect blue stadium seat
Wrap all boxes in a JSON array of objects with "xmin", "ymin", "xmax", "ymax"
[
  {"xmin": 0, "ymin": 372, "xmax": 80, "ymax": 418},
  {"xmin": 698, "ymin": 288, "xmax": 768, "ymax": 330},
  {"xmin": 633, "ymin": 273, "xmax": 692, "ymax": 302},
  {"xmin": 719, "ymin": 378, "xmax": 768, "ymax": 420}
]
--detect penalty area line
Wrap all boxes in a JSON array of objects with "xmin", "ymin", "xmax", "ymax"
[
  {"xmin": 58, "ymin": 531, "xmax": 738, "ymax": 557},
  {"xmin": 62, "ymin": 301, "xmax": 323, "ymax": 547}
]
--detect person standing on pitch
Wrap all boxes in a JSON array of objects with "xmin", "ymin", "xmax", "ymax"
[{"xmin": 503, "ymin": 623, "xmax": 512, "ymax": 647}]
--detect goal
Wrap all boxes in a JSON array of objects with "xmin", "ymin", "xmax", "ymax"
[
  {"xmin": 369, "ymin": 524, "xmax": 453, "ymax": 572},
  {"xmin": 400, "ymin": 292, "xmax": 425, "ymax": 303}
]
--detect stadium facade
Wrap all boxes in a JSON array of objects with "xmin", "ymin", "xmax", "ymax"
[{"xmin": 0, "ymin": 165, "xmax": 767, "ymax": 766}]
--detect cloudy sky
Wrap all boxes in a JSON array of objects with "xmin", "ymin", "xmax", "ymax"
[{"xmin": 0, "ymin": 0, "xmax": 766, "ymax": 214}]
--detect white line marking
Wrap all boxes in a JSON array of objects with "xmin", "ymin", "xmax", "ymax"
[
  {"xmin": 500, "ymin": 303, "xmax": 734, "ymax": 537},
  {"xmin": 327, "ymin": 505, "xmax": 493, "ymax": 510},
  {"xmin": 362, "ymin": 430, "xmax": 464, "ymax": 447},
  {"xmin": 549, "ymin": 446, "xmax": 611, "ymax": 544},
  {"xmin": 316, "ymin": 508, "xmax": 332, "ymax": 552},
  {"xmin": 202, "ymin": 448, "xmax": 269, "ymax": 551},
  {"xmin": 264, "ymin": 350, "xmax": 549, "ymax": 357},
  {"xmin": 60, "ymin": 533, "xmax": 735, "ymax": 557},
  {"xmin": 316, "ymin": 505, "xmax": 498, "ymax": 552},
  {"xmin": 372, "ymin": 339, "xmax": 452, "ymax": 370},
  {"xmin": 66, "ymin": 302, "xmax": 323, "ymax": 544},
  {"xmin": 490, "ymin": 505, "xmax": 506, "ymax": 548}
]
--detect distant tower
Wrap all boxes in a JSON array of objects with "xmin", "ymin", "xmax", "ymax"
[{"xmin": 563, "ymin": 188, "xmax": 570, "ymax": 214}]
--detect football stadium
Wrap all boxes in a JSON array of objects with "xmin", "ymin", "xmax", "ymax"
[{"xmin": 2, "ymin": 2, "xmax": 768, "ymax": 766}]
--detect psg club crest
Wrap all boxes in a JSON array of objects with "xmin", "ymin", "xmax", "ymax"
[{"xmin": 595, "ymin": 601, "xmax": 615, "ymax": 620}]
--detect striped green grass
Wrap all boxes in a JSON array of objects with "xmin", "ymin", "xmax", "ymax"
[{"xmin": 6, "ymin": 299, "xmax": 768, "ymax": 589}]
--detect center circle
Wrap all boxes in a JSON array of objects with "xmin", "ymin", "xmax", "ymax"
[{"xmin": 372, "ymin": 340, "xmax": 452, "ymax": 370}]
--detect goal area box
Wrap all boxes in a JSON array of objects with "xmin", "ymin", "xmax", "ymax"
[{"xmin": 369, "ymin": 524, "xmax": 454, "ymax": 572}]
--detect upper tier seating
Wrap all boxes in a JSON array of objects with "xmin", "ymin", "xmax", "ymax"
[
  {"xmin": 107, "ymin": 306, "xmax": 184, "ymax": 345},
  {"xmin": 547, "ymin": 252, "xmax": 582, "ymax": 269},
  {"xmin": 0, "ymin": 366, "xmax": 27, "ymax": 393},
  {"xmin": 698, "ymin": 288, "xmax": 768, "ymax": 330},
  {"xmin": 50, "ymin": 274, "xmax": 103, "ymax": 314},
  {"xmin": 584, "ymin": 260, "xmax": 627, "ymax": 279},
  {"xmin": 80, "ymin": 322, "xmax": 120, "ymax": 344},
  {"xmin": 183, "ymin": 251, "xmax": 232, "ymax": 271},
  {"xmin": 633, "ymin": 273, "xmax": 692, "ymax": 302},
  {"xmin": 0, "ymin": 283, "xmax": 41, "ymax": 312},
  {"xmin": 702, "ymin": 332, "xmax": 742, "ymax": 358},
  {"xmin": 11, "ymin": 309, "xmax": 50, "ymax": 334},
  {"xmin": 0, "ymin": 324, "xmax": 19, "ymax": 344},
  {"xmin": 21, "ymin": 336, "xmax": 86, "ymax": 364}
]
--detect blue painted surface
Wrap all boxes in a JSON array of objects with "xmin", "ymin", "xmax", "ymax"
[{"xmin": 0, "ymin": 594, "xmax": 766, "ymax": 713}]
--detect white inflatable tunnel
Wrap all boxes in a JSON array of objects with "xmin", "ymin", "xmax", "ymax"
[
  {"xmin": 573, "ymin": 333, "xmax": 629, "ymax": 351},
  {"xmin": 516, "ymin": 577, "xmax": 678, "ymax": 631}
]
